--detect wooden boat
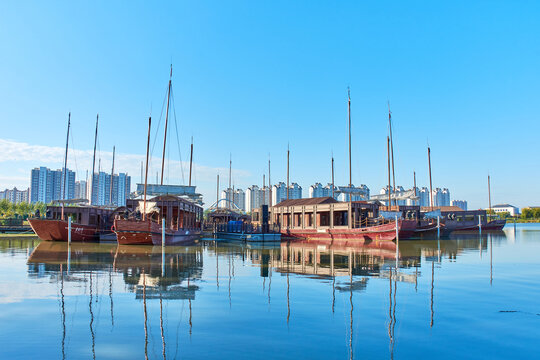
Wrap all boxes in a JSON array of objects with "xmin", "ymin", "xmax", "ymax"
[
  {"xmin": 282, "ymin": 219, "xmax": 414, "ymax": 242},
  {"xmin": 114, "ymin": 67, "xmax": 202, "ymax": 246},
  {"xmin": 114, "ymin": 195, "xmax": 202, "ymax": 245}
]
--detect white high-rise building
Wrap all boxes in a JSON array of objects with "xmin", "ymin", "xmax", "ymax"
[
  {"xmin": 418, "ymin": 187, "xmax": 430, "ymax": 207},
  {"xmin": 338, "ymin": 184, "xmax": 369, "ymax": 202},
  {"xmin": 309, "ymin": 183, "xmax": 339, "ymax": 199},
  {"xmin": 451, "ymin": 200, "xmax": 467, "ymax": 211},
  {"xmin": 220, "ymin": 188, "xmax": 246, "ymax": 211},
  {"xmin": 30, "ymin": 167, "xmax": 75, "ymax": 203},
  {"xmin": 272, "ymin": 182, "xmax": 302, "ymax": 205},
  {"xmin": 89, "ymin": 172, "xmax": 131, "ymax": 206},
  {"xmin": 74, "ymin": 180, "xmax": 87, "ymax": 200},
  {"xmin": 0, "ymin": 187, "xmax": 29, "ymax": 203}
]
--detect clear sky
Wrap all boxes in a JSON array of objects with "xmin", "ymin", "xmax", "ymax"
[{"xmin": 0, "ymin": 1, "xmax": 539, "ymax": 209}]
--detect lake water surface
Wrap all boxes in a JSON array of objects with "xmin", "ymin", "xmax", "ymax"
[{"xmin": 0, "ymin": 224, "xmax": 539, "ymax": 359}]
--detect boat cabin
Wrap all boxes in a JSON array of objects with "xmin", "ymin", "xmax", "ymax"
[{"xmin": 125, "ymin": 195, "xmax": 203, "ymax": 230}]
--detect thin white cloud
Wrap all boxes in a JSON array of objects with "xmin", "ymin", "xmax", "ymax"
[{"xmin": 0, "ymin": 138, "xmax": 251, "ymax": 201}]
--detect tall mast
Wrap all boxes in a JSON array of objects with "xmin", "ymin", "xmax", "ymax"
[
  {"xmin": 91, "ymin": 114, "xmax": 99, "ymax": 205},
  {"xmin": 268, "ymin": 155, "xmax": 272, "ymax": 207},
  {"xmin": 488, "ymin": 174, "xmax": 492, "ymax": 221},
  {"xmin": 109, "ymin": 146, "xmax": 115, "ymax": 205},
  {"xmin": 216, "ymin": 174, "xmax": 219, "ymax": 209},
  {"xmin": 143, "ymin": 117, "xmax": 151, "ymax": 221},
  {"xmin": 62, "ymin": 112, "xmax": 71, "ymax": 201},
  {"xmin": 160, "ymin": 65, "xmax": 172, "ymax": 185},
  {"xmin": 387, "ymin": 136, "xmax": 391, "ymax": 209},
  {"xmin": 413, "ymin": 171, "xmax": 417, "ymax": 203},
  {"xmin": 189, "ymin": 137, "xmax": 194, "ymax": 187},
  {"xmin": 286, "ymin": 144, "xmax": 290, "ymax": 200},
  {"xmin": 348, "ymin": 87, "xmax": 352, "ymax": 188},
  {"xmin": 428, "ymin": 146, "xmax": 433, "ymax": 211},
  {"xmin": 388, "ymin": 102, "xmax": 396, "ymax": 205},
  {"xmin": 228, "ymin": 154, "xmax": 232, "ymax": 209},
  {"xmin": 331, "ymin": 153, "xmax": 335, "ymax": 199}
]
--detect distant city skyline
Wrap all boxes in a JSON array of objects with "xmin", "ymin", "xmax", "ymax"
[{"xmin": 1, "ymin": 2, "xmax": 539, "ymax": 209}]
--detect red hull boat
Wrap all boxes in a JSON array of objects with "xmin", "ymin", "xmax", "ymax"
[
  {"xmin": 282, "ymin": 220, "xmax": 415, "ymax": 242},
  {"xmin": 29, "ymin": 218, "xmax": 99, "ymax": 242},
  {"xmin": 114, "ymin": 219, "xmax": 201, "ymax": 246}
]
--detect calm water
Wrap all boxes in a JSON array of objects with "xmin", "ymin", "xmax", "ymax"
[{"xmin": 0, "ymin": 225, "xmax": 539, "ymax": 359}]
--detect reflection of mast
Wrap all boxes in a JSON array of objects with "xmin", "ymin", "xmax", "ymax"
[
  {"xmin": 160, "ymin": 292, "xmax": 166, "ymax": 360},
  {"xmin": 109, "ymin": 266, "xmax": 114, "ymax": 327},
  {"xmin": 490, "ymin": 235, "xmax": 493, "ymax": 286},
  {"xmin": 349, "ymin": 271, "xmax": 353, "ymax": 360},
  {"xmin": 60, "ymin": 264, "xmax": 66, "ymax": 360},
  {"xmin": 215, "ymin": 243, "xmax": 219, "ymax": 290},
  {"xmin": 188, "ymin": 277, "xmax": 192, "ymax": 336},
  {"xmin": 228, "ymin": 253, "xmax": 232, "ymax": 308},
  {"xmin": 143, "ymin": 271, "xmax": 149, "ymax": 360},
  {"xmin": 430, "ymin": 261, "xmax": 434, "ymax": 327},
  {"xmin": 89, "ymin": 272, "xmax": 96, "ymax": 360}
]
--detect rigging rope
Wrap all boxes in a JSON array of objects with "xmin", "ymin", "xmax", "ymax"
[{"xmin": 170, "ymin": 87, "xmax": 185, "ymax": 185}]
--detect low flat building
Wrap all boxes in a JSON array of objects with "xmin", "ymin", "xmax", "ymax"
[{"xmin": 488, "ymin": 204, "xmax": 520, "ymax": 217}]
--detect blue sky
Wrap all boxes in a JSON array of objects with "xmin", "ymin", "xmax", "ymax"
[{"xmin": 0, "ymin": 1, "xmax": 539, "ymax": 209}]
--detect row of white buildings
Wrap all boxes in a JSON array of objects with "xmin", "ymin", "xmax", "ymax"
[
  {"xmin": 0, "ymin": 187, "xmax": 29, "ymax": 204},
  {"xmin": 27, "ymin": 167, "xmax": 130, "ymax": 206},
  {"xmin": 220, "ymin": 181, "xmax": 466, "ymax": 213}
]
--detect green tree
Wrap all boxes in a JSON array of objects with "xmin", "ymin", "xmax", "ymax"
[
  {"xmin": 0, "ymin": 199, "xmax": 9, "ymax": 217},
  {"xmin": 533, "ymin": 208, "xmax": 540, "ymax": 219},
  {"xmin": 521, "ymin": 208, "xmax": 533, "ymax": 219}
]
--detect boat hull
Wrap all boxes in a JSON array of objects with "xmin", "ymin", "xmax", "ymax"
[
  {"xmin": 114, "ymin": 219, "xmax": 201, "ymax": 246},
  {"xmin": 28, "ymin": 218, "xmax": 99, "ymax": 242},
  {"xmin": 281, "ymin": 220, "xmax": 412, "ymax": 242},
  {"xmin": 446, "ymin": 219, "xmax": 506, "ymax": 232}
]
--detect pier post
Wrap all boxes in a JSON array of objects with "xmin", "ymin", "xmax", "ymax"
[
  {"xmin": 478, "ymin": 215, "xmax": 482, "ymax": 235},
  {"xmin": 437, "ymin": 216, "xmax": 440, "ymax": 239},
  {"xmin": 395, "ymin": 215, "xmax": 399, "ymax": 269},
  {"xmin": 68, "ymin": 216, "xmax": 72, "ymax": 244},
  {"xmin": 162, "ymin": 220, "xmax": 165, "ymax": 277}
]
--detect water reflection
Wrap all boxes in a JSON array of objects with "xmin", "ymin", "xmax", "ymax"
[{"xmin": 1, "ymin": 228, "xmax": 536, "ymax": 360}]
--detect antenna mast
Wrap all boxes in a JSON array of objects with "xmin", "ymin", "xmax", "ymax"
[{"xmin": 160, "ymin": 65, "xmax": 172, "ymax": 185}]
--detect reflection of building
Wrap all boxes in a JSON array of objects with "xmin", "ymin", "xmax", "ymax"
[
  {"xmin": 0, "ymin": 187, "xmax": 29, "ymax": 203},
  {"xmin": 30, "ymin": 166, "xmax": 75, "ymax": 203}
]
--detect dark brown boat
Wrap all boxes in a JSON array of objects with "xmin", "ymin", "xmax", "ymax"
[{"xmin": 29, "ymin": 204, "xmax": 123, "ymax": 242}]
